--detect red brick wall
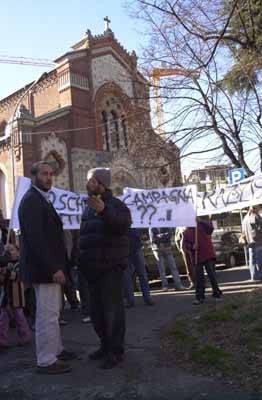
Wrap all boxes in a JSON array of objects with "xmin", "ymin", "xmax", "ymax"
[{"xmin": 32, "ymin": 81, "xmax": 60, "ymax": 117}]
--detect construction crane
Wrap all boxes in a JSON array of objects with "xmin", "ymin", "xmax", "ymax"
[
  {"xmin": 150, "ymin": 67, "xmax": 199, "ymax": 135},
  {"xmin": 0, "ymin": 55, "xmax": 55, "ymax": 68}
]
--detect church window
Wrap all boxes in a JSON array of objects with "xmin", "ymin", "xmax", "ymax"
[
  {"xmin": 111, "ymin": 110, "xmax": 120, "ymax": 149},
  {"xmin": 122, "ymin": 118, "xmax": 128, "ymax": 149},
  {"xmin": 0, "ymin": 121, "xmax": 7, "ymax": 138},
  {"xmin": 101, "ymin": 111, "xmax": 110, "ymax": 151}
]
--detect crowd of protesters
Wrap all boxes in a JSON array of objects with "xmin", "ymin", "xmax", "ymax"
[{"xmin": 0, "ymin": 160, "xmax": 261, "ymax": 374}]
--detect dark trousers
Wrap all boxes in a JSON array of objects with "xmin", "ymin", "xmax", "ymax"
[
  {"xmin": 89, "ymin": 268, "xmax": 125, "ymax": 356},
  {"xmin": 78, "ymin": 270, "xmax": 90, "ymax": 317},
  {"xmin": 195, "ymin": 259, "xmax": 221, "ymax": 300}
]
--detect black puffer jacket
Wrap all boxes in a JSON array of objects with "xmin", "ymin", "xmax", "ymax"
[{"xmin": 79, "ymin": 190, "xmax": 132, "ymax": 282}]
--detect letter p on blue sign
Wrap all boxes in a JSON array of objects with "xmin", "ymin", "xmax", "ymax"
[{"xmin": 228, "ymin": 168, "xmax": 245, "ymax": 184}]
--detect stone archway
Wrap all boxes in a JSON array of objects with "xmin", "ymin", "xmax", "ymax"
[{"xmin": 0, "ymin": 169, "xmax": 7, "ymax": 217}]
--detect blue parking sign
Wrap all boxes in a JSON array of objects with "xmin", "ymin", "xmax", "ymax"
[{"xmin": 228, "ymin": 168, "xmax": 245, "ymax": 184}]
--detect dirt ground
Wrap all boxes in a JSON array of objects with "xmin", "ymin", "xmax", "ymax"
[{"xmin": 1, "ymin": 266, "xmax": 262, "ymax": 400}]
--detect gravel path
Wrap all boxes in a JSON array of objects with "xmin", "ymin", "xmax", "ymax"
[{"xmin": 1, "ymin": 267, "xmax": 261, "ymax": 399}]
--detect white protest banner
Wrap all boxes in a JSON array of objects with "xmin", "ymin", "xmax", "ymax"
[
  {"xmin": 14, "ymin": 173, "xmax": 262, "ymax": 229},
  {"xmin": 10, "ymin": 177, "xmax": 87, "ymax": 230},
  {"xmin": 122, "ymin": 185, "xmax": 197, "ymax": 228},
  {"xmin": 11, "ymin": 178, "xmax": 197, "ymax": 230},
  {"xmin": 9, "ymin": 177, "xmax": 31, "ymax": 231},
  {"xmin": 197, "ymin": 173, "xmax": 262, "ymax": 216}
]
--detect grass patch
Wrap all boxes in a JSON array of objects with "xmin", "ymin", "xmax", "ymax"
[
  {"xmin": 161, "ymin": 288, "xmax": 262, "ymax": 391},
  {"xmin": 165, "ymin": 320, "xmax": 197, "ymax": 346},
  {"xmin": 252, "ymin": 323, "xmax": 262, "ymax": 334},
  {"xmin": 200, "ymin": 307, "xmax": 233, "ymax": 323},
  {"xmin": 192, "ymin": 345, "xmax": 229, "ymax": 368}
]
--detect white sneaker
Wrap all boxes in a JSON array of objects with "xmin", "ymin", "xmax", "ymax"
[{"xmin": 82, "ymin": 316, "xmax": 91, "ymax": 324}]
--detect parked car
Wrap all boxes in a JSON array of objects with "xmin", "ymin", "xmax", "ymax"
[{"xmin": 212, "ymin": 229, "xmax": 245, "ymax": 268}]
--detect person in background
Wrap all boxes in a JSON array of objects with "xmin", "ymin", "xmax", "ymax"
[
  {"xmin": 18, "ymin": 161, "xmax": 76, "ymax": 375},
  {"xmin": 175, "ymin": 227, "xmax": 195, "ymax": 289},
  {"xmin": 0, "ymin": 209, "xmax": 7, "ymax": 255},
  {"xmin": 0, "ymin": 244, "xmax": 32, "ymax": 348},
  {"xmin": 183, "ymin": 216, "xmax": 222, "ymax": 305},
  {"xmin": 242, "ymin": 206, "xmax": 262, "ymax": 281},
  {"xmin": 123, "ymin": 228, "xmax": 154, "ymax": 307},
  {"xmin": 71, "ymin": 230, "xmax": 91, "ymax": 324},
  {"xmin": 149, "ymin": 227, "xmax": 185, "ymax": 291},
  {"xmin": 63, "ymin": 230, "xmax": 80, "ymax": 311},
  {"xmin": 79, "ymin": 167, "xmax": 131, "ymax": 369}
]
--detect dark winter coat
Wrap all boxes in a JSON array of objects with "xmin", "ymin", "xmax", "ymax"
[
  {"xmin": 182, "ymin": 221, "xmax": 215, "ymax": 264},
  {"xmin": 79, "ymin": 190, "xmax": 132, "ymax": 282},
  {"xmin": 18, "ymin": 186, "xmax": 66, "ymax": 284},
  {"xmin": 149, "ymin": 228, "xmax": 173, "ymax": 251}
]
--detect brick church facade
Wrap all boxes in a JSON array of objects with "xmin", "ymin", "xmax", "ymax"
[{"xmin": 0, "ymin": 24, "xmax": 181, "ymax": 217}]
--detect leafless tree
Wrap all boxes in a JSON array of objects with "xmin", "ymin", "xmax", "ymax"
[{"xmin": 126, "ymin": 0, "xmax": 262, "ymax": 176}]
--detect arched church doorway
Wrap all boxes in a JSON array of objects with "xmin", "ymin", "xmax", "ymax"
[{"xmin": 0, "ymin": 169, "xmax": 7, "ymax": 217}]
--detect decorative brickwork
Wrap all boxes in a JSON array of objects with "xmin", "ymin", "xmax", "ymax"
[{"xmin": 0, "ymin": 26, "xmax": 181, "ymax": 217}]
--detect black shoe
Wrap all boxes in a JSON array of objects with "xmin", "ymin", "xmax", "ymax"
[
  {"xmin": 144, "ymin": 298, "xmax": 155, "ymax": 306},
  {"xmin": 213, "ymin": 290, "xmax": 223, "ymax": 299},
  {"xmin": 89, "ymin": 348, "xmax": 106, "ymax": 361},
  {"xmin": 57, "ymin": 350, "xmax": 79, "ymax": 361},
  {"xmin": 99, "ymin": 354, "xmax": 122, "ymax": 369}
]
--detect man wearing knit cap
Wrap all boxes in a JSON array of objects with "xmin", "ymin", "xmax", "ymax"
[{"xmin": 79, "ymin": 167, "xmax": 132, "ymax": 369}]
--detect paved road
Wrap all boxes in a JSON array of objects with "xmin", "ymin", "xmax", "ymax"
[{"xmin": 1, "ymin": 266, "xmax": 262, "ymax": 400}]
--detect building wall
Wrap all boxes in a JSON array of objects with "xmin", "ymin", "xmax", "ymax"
[{"xmin": 0, "ymin": 29, "xmax": 182, "ymax": 217}]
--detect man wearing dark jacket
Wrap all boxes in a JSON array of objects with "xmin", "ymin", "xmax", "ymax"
[
  {"xmin": 79, "ymin": 167, "xmax": 131, "ymax": 369},
  {"xmin": 18, "ymin": 161, "xmax": 75, "ymax": 374}
]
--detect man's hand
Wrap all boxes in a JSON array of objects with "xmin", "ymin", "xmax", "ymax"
[
  {"xmin": 87, "ymin": 195, "xmax": 105, "ymax": 214},
  {"xmin": 53, "ymin": 270, "xmax": 66, "ymax": 285}
]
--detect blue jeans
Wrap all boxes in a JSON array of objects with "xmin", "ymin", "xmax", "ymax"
[
  {"xmin": 153, "ymin": 249, "xmax": 183, "ymax": 289},
  {"xmin": 249, "ymin": 246, "xmax": 262, "ymax": 280},
  {"xmin": 123, "ymin": 248, "xmax": 151, "ymax": 304},
  {"xmin": 195, "ymin": 259, "xmax": 221, "ymax": 300}
]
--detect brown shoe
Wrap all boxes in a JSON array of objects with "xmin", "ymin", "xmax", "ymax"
[{"xmin": 36, "ymin": 360, "xmax": 72, "ymax": 375}]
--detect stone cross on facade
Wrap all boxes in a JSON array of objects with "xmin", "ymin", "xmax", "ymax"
[{"xmin": 104, "ymin": 16, "xmax": 111, "ymax": 31}]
